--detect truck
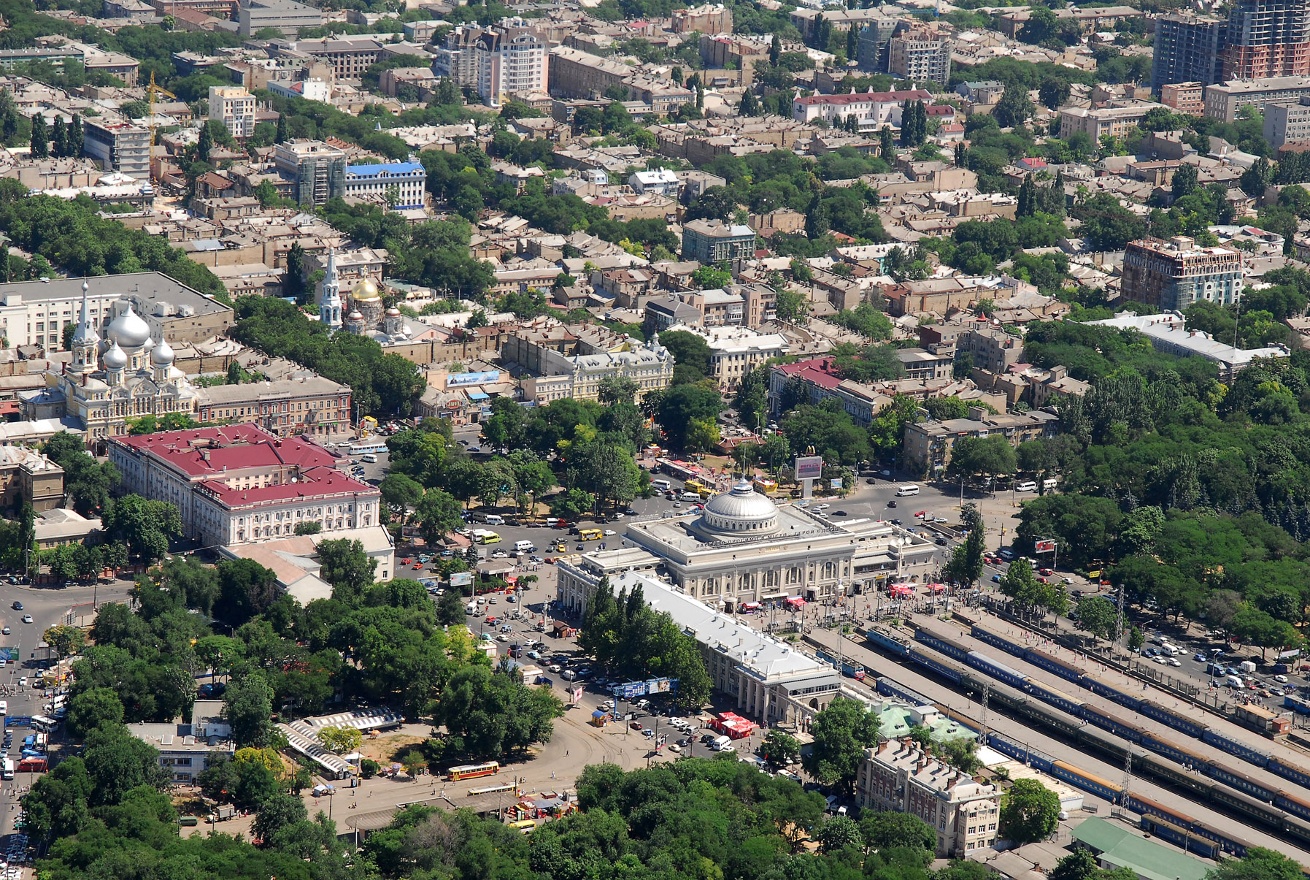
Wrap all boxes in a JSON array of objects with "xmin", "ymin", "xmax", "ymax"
[
  {"xmin": 1, "ymin": 756, "xmax": 14, "ymax": 779},
  {"xmin": 16, "ymin": 757, "xmax": 47, "ymax": 773},
  {"xmin": 1240, "ymin": 660, "xmax": 1258, "ymax": 675}
]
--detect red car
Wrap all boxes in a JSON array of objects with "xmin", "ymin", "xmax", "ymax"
[
  {"xmin": 486, "ymin": 615, "xmax": 498, "ymax": 624},
  {"xmin": 1039, "ymin": 568, "xmax": 1053, "ymax": 576},
  {"xmin": 400, "ymin": 557, "xmax": 412, "ymax": 565},
  {"xmin": 412, "ymin": 562, "xmax": 423, "ymax": 570},
  {"xmin": 914, "ymin": 511, "xmax": 927, "ymax": 519}
]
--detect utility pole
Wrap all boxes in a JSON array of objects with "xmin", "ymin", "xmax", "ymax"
[
  {"xmin": 1114, "ymin": 579, "xmax": 1126, "ymax": 658},
  {"xmin": 980, "ymin": 682, "xmax": 991, "ymax": 744}
]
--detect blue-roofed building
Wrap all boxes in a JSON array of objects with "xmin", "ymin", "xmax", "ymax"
[{"xmin": 343, "ymin": 161, "xmax": 427, "ymax": 212}]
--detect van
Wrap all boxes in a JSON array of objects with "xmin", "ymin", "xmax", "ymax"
[
  {"xmin": 514, "ymin": 540, "xmax": 534, "ymax": 554},
  {"xmin": 1042, "ymin": 478, "xmax": 1059, "ymax": 490},
  {"xmin": 476, "ymin": 513, "xmax": 505, "ymax": 526},
  {"xmin": 680, "ymin": 491, "xmax": 701, "ymax": 502},
  {"xmin": 465, "ymin": 601, "xmax": 480, "ymax": 615},
  {"xmin": 1016, "ymin": 481, "xmax": 1038, "ymax": 492},
  {"xmin": 653, "ymin": 478, "xmax": 671, "ymax": 491},
  {"xmin": 711, "ymin": 735, "xmax": 731, "ymax": 751},
  {"xmin": 895, "ymin": 484, "xmax": 920, "ymax": 496},
  {"xmin": 1226, "ymin": 675, "xmax": 1245, "ymax": 688},
  {"xmin": 361, "ymin": 454, "xmax": 378, "ymax": 463},
  {"xmin": 1161, "ymin": 644, "xmax": 1179, "ymax": 656}
]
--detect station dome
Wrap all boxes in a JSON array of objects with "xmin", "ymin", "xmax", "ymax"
[
  {"xmin": 105, "ymin": 305, "xmax": 151, "ymax": 348},
  {"xmin": 352, "ymin": 278, "xmax": 381, "ymax": 301},
  {"xmin": 700, "ymin": 479, "xmax": 779, "ymax": 535}
]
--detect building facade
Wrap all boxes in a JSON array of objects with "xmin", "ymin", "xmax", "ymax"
[
  {"xmin": 903, "ymin": 409, "xmax": 1059, "ymax": 475},
  {"xmin": 109, "ymin": 423, "xmax": 381, "ymax": 548},
  {"xmin": 556, "ymin": 563, "xmax": 844, "ymax": 727},
  {"xmin": 681, "ymin": 219, "xmax": 756, "ymax": 263},
  {"xmin": 1203, "ymin": 75, "xmax": 1310, "ymax": 121},
  {"xmin": 82, "ymin": 119, "xmax": 150, "ymax": 180},
  {"xmin": 886, "ymin": 26, "xmax": 951, "ymax": 85},
  {"xmin": 1264, "ymin": 96, "xmax": 1310, "ymax": 147},
  {"xmin": 1151, "ymin": 16, "xmax": 1227, "ymax": 92},
  {"xmin": 858, "ymin": 739, "xmax": 1001, "ymax": 858},
  {"xmin": 791, "ymin": 88, "xmax": 932, "ymax": 130},
  {"xmin": 343, "ymin": 161, "xmax": 427, "ymax": 210},
  {"xmin": 0, "ymin": 273, "xmax": 232, "ymax": 353},
  {"xmin": 1160, "ymin": 81, "xmax": 1205, "ymax": 114},
  {"xmin": 274, "ymin": 139, "xmax": 347, "ymax": 207},
  {"xmin": 0, "ymin": 447, "xmax": 63, "ymax": 512},
  {"xmin": 20, "ymin": 286, "xmax": 201, "ymax": 443},
  {"xmin": 208, "ymin": 86, "xmax": 256, "ymax": 139},
  {"xmin": 237, "ymin": 0, "xmax": 320, "ymax": 35},
  {"xmin": 1222, "ymin": 0, "xmax": 1310, "ymax": 80},
  {"xmin": 581, "ymin": 480, "xmax": 937, "ymax": 607},
  {"xmin": 194, "ymin": 375, "xmax": 352, "ymax": 438},
  {"xmin": 1121, "ymin": 235, "xmax": 1244, "ymax": 310},
  {"xmin": 1057, "ymin": 104, "xmax": 1154, "ymax": 141}
]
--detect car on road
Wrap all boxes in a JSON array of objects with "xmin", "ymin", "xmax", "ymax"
[
  {"xmin": 1194, "ymin": 652, "xmax": 1208, "ymax": 662},
  {"xmin": 991, "ymin": 574, "xmax": 1001, "ymax": 583},
  {"xmin": 17, "ymin": 677, "xmax": 25, "ymax": 687},
  {"xmin": 548, "ymin": 664, "xmax": 561, "ymax": 673},
  {"xmin": 1168, "ymin": 657, "xmax": 1181, "ymax": 667},
  {"xmin": 1039, "ymin": 568, "xmax": 1053, "ymax": 576},
  {"xmin": 20, "ymin": 615, "xmax": 31, "ymax": 624},
  {"xmin": 629, "ymin": 720, "xmax": 643, "ymax": 730},
  {"xmin": 886, "ymin": 500, "xmax": 897, "ymax": 508},
  {"xmin": 10, "ymin": 602, "xmax": 20, "ymax": 611},
  {"xmin": 603, "ymin": 529, "xmax": 616, "ymax": 536},
  {"xmin": 1, "ymin": 627, "xmax": 9, "ymax": 635},
  {"xmin": 1152, "ymin": 655, "xmax": 1166, "ymax": 664},
  {"xmin": 1277, "ymin": 674, "xmax": 1290, "ymax": 682},
  {"xmin": 866, "ymin": 477, "xmax": 876, "ymax": 485},
  {"xmin": 700, "ymin": 733, "xmax": 716, "ymax": 744},
  {"xmin": 935, "ymin": 537, "xmax": 948, "ymax": 546},
  {"xmin": 668, "ymin": 743, "xmax": 682, "ymax": 753},
  {"xmin": 642, "ymin": 729, "xmax": 654, "ymax": 738},
  {"xmin": 491, "ymin": 550, "xmax": 509, "ymax": 559}
]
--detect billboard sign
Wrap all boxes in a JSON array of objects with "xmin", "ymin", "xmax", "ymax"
[
  {"xmin": 830, "ymin": 478, "xmax": 843, "ymax": 490},
  {"xmin": 1034, "ymin": 539, "xmax": 1056, "ymax": 553},
  {"xmin": 794, "ymin": 455, "xmax": 824, "ymax": 481},
  {"xmin": 446, "ymin": 371, "xmax": 501, "ymax": 387},
  {"xmin": 614, "ymin": 681, "xmax": 647, "ymax": 699},
  {"xmin": 449, "ymin": 572, "xmax": 473, "ymax": 588}
]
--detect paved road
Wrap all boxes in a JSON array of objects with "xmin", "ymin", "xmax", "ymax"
[{"xmin": 0, "ymin": 578, "xmax": 133, "ymax": 854}]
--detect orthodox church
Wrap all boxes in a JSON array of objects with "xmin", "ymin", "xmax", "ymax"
[
  {"xmin": 22, "ymin": 282, "xmax": 199, "ymax": 442},
  {"xmin": 318, "ymin": 249, "xmax": 418, "ymax": 345}
]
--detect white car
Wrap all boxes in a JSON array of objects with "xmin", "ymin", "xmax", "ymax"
[
  {"xmin": 1152, "ymin": 655, "xmax": 1166, "ymax": 664},
  {"xmin": 16, "ymin": 678, "xmax": 25, "ymax": 687},
  {"xmin": 20, "ymin": 615, "xmax": 31, "ymax": 625},
  {"xmin": 1168, "ymin": 657, "xmax": 1181, "ymax": 667},
  {"xmin": 1277, "ymin": 674, "xmax": 1290, "ymax": 683},
  {"xmin": 603, "ymin": 529, "xmax": 616, "ymax": 536},
  {"xmin": 668, "ymin": 743, "xmax": 682, "ymax": 753}
]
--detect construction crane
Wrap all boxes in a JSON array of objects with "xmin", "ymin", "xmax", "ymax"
[{"xmin": 145, "ymin": 72, "xmax": 176, "ymax": 184}]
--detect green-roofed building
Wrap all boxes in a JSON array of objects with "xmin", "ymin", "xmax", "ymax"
[{"xmin": 1071, "ymin": 817, "xmax": 1211, "ymax": 880}]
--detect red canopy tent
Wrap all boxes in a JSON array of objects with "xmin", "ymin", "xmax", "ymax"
[{"xmin": 713, "ymin": 712, "xmax": 757, "ymax": 739}]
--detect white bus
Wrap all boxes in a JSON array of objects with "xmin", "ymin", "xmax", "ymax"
[
  {"xmin": 1, "ymin": 757, "xmax": 13, "ymax": 779},
  {"xmin": 31, "ymin": 715, "xmax": 58, "ymax": 733},
  {"xmin": 347, "ymin": 441, "xmax": 387, "ymax": 456}
]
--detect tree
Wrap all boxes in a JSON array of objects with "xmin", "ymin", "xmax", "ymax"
[
  {"xmin": 1038, "ymin": 78, "xmax": 1070, "ymax": 110},
  {"xmin": 803, "ymin": 697, "xmax": 879, "ymax": 792},
  {"xmin": 761, "ymin": 729, "xmax": 802, "ymax": 767},
  {"xmin": 1051, "ymin": 850, "xmax": 1100, "ymax": 880},
  {"xmin": 69, "ymin": 114, "xmax": 82, "ymax": 155},
  {"xmin": 42, "ymin": 624, "xmax": 85, "ymax": 658},
  {"xmin": 284, "ymin": 241, "xmax": 307, "ymax": 303},
  {"xmin": 658, "ymin": 329, "xmax": 714, "ymax": 382},
  {"xmin": 317, "ymin": 725, "xmax": 363, "ymax": 755},
  {"xmin": 101, "ymin": 495, "xmax": 181, "ymax": 565},
  {"xmin": 82, "ymin": 724, "xmax": 167, "ymax": 807},
  {"xmin": 817, "ymin": 815, "xmax": 862, "ymax": 852},
  {"xmin": 29, "ymin": 113, "xmax": 48, "ymax": 158},
  {"xmin": 401, "ymin": 748, "xmax": 426, "ymax": 780},
  {"xmin": 993, "ymin": 85, "xmax": 1034, "ymax": 129},
  {"xmin": 1017, "ymin": 176, "xmax": 1037, "ymax": 218},
  {"xmin": 223, "ymin": 673, "xmax": 276, "ymax": 748},
  {"xmin": 861, "ymin": 810, "xmax": 936, "ymax": 851},
  {"xmin": 317, "ymin": 538, "xmax": 376, "ymax": 603},
  {"xmin": 999, "ymin": 557, "xmax": 1068, "ymax": 616},
  {"xmin": 739, "ymin": 89, "xmax": 760, "ymax": 117},
  {"xmin": 65, "ymin": 688, "xmax": 124, "ymax": 739},
  {"xmin": 1000, "ymin": 778, "xmax": 1060, "ymax": 843},
  {"xmin": 380, "ymin": 472, "xmax": 425, "ymax": 521},
  {"xmin": 1172, "ymin": 163, "xmax": 1199, "ymax": 201},
  {"xmin": 775, "ymin": 287, "xmax": 810, "ymax": 323},
  {"xmin": 944, "ymin": 503, "xmax": 986, "ymax": 587},
  {"xmin": 51, "ymin": 116, "xmax": 68, "ymax": 159},
  {"xmin": 431, "ymin": 665, "xmax": 563, "ymax": 759},
  {"xmin": 1075, "ymin": 595, "xmax": 1119, "ymax": 641},
  {"xmin": 1206, "ymin": 848, "xmax": 1306, "ymax": 880},
  {"xmin": 652, "ymin": 383, "xmax": 724, "ymax": 451},
  {"xmin": 197, "ymin": 122, "xmax": 212, "ymax": 163},
  {"xmin": 253, "ymin": 792, "xmax": 306, "ymax": 845},
  {"xmin": 946, "ymin": 435, "xmax": 1017, "ymax": 482},
  {"xmin": 770, "ymin": 33, "xmax": 782, "ymax": 66},
  {"xmin": 1240, "ymin": 157, "xmax": 1273, "ymax": 199},
  {"xmin": 416, "ymin": 488, "xmax": 464, "ymax": 545}
]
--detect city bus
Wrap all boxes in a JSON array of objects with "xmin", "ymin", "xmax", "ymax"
[
  {"xmin": 579, "ymin": 528, "xmax": 603, "ymax": 541},
  {"xmin": 30, "ymin": 715, "xmax": 58, "ymax": 733},
  {"xmin": 447, "ymin": 761, "xmax": 500, "ymax": 781},
  {"xmin": 473, "ymin": 529, "xmax": 502, "ymax": 545},
  {"xmin": 347, "ymin": 441, "xmax": 387, "ymax": 456}
]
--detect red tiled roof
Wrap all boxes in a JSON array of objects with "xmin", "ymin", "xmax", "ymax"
[
  {"xmin": 925, "ymin": 104, "xmax": 955, "ymax": 116},
  {"xmin": 793, "ymin": 89, "xmax": 932, "ymax": 107},
  {"xmin": 115, "ymin": 424, "xmax": 336, "ymax": 478},
  {"xmin": 777, "ymin": 356, "xmax": 843, "ymax": 390}
]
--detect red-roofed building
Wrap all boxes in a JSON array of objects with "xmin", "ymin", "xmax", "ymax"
[
  {"xmin": 791, "ymin": 89, "xmax": 932, "ymax": 131},
  {"xmin": 109, "ymin": 424, "xmax": 381, "ymax": 548}
]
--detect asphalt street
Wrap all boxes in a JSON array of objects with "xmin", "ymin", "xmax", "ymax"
[{"xmin": 0, "ymin": 577, "xmax": 133, "ymax": 854}]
